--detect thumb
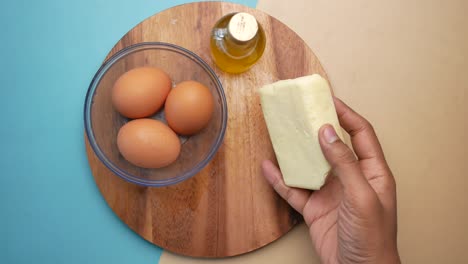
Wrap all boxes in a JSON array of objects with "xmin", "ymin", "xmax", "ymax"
[{"xmin": 319, "ymin": 124, "xmax": 370, "ymax": 193}]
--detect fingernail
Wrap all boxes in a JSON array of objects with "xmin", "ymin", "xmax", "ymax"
[{"xmin": 323, "ymin": 125, "xmax": 338, "ymax": 143}]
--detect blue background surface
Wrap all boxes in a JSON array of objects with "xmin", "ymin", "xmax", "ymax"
[{"xmin": 0, "ymin": 0, "xmax": 256, "ymax": 263}]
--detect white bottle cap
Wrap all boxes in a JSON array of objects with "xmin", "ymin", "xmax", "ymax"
[{"xmin": 228, "ymin": 12, "xmax": 259, "ymax": 42}]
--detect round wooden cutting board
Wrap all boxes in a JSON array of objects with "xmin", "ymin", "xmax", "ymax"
[{"xmin": 85, "ymin": 1, "xmax": 329, "ymax": 258}]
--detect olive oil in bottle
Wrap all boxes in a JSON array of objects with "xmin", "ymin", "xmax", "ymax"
[{"xmin": 210, "ymin": 12, "xmax": 266, "ymax": 74}]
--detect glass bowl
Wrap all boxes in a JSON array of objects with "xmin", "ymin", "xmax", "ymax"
[{"xmin": 84, "ymin": 42, "xmax": 227, "ymax": 187}]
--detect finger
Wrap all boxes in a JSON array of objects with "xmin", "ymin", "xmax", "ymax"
[
  {"xmin": 332, "ymin": 98, "xmax": 397, "ymax": 209},
  {"xmin": 333, "ymin": 97, "xmax": 385, "ymax": 161},
  {"xmin": 261, "ymin": 160, "xmax": 311, "ymax": 214},
  {"xmin": 319, "ymin": 125, "xmax": 371, "ymax": 193}
]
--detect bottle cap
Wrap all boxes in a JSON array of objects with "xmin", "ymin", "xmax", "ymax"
[{"xmin": 228, "ymin": 12, "xmax": 259, "ymax": 42}]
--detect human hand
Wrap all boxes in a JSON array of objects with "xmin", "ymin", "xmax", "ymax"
[{"xmin": 262, "ymin": 97, "xmax": 400, "ymax": 264}]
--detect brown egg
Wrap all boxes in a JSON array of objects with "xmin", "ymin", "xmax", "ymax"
[
  {"xmin": 112, "ymin": 67, "xmax": 172, "ymax": 118},
  {"xmin": 117, "ymin": 119, "xmax": 181, "ymax": 169},
  {"xmin": 164, "ymin": 80, "xmax": 214, "ymax": 135}
]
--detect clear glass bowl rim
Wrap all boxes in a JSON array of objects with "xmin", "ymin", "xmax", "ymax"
[{"xmin": 84, "ymin": 42, "xmax": 228, "ymax": 187}]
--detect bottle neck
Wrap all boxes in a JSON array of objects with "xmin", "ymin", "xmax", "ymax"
[{"xmin": 223, "ymin": 29, "xmax": 259, "ymax": 58}]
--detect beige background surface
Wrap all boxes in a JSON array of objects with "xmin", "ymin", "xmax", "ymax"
[{"xmin": 161, "ymin": 0, "xmax": 467, "ymax": 263}]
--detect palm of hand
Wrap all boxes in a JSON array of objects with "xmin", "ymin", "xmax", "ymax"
[{"xmin": 305, "ymin": 160, "xmax": 390, "ymax": 264}]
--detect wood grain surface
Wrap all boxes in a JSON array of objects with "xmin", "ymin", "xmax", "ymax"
[{"xmin": 85, "ymin": 2, "xmax": 329, "ymax": 257}]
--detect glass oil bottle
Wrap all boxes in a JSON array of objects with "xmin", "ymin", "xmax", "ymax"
[{"xmin": 210, "ymin": 12, "xmax": 266, "ymax": 74}]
